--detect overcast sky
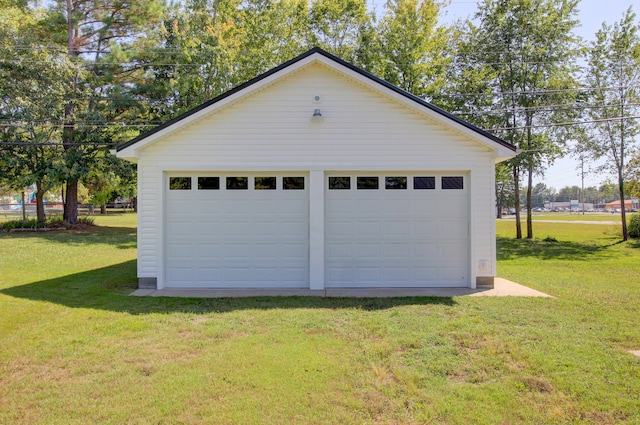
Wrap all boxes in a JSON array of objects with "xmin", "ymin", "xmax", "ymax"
[{"xmin": 368, "ymin": 0, "xmax": 637, "ymax": 190}]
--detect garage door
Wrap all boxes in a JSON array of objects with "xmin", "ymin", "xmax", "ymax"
[
  {"xmin": 325, "ymin": 173, "xmax": 469, "ymax": 288},
  {"xmin": 165, "ymin": 173, "xmax": 309, "ymax": 288}
]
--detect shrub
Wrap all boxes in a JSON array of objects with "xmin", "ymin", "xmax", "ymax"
[
  {"xmin": 629, "ymin": 214, "xmax": 640, "ymax": 238},
  {"xmin": 46, "ymin": 215, "xmax": 66, "ymax": 227},
  {"xmin": 77, "ymin": 216, "xmax": 95, "ymax": 226},
  {"xmin": 0, "ymin": 218, "xmax": 41, "ymax": 230}
]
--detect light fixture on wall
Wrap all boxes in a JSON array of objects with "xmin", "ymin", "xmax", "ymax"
[{"xmin": 311, "ymin": 108, "xmax": 324, "ymax": 122}]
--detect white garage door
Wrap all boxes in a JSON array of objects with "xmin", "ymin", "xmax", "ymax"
[
  {"xmin": 165, "ymin": 173, "xmax": 309, "ymax": 288},
  {"xmin": 325, "ymin": 173, "xmax": 469, "ymax": 288}
]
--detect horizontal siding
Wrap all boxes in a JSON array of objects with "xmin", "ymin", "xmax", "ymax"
[
  {"xmin": 141, "ymin": 63, "xmax": 491, "ymax": 167},
  {"xmin": 138, "ymin": 163, "xmax": 160, "ymax": 277},
  {"xmin": 470, "ymin": 162, "xmax": 495, "ymax": 277}
]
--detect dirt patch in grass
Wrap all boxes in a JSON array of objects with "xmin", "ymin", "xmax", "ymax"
[{"xmin": 519, "ymin": 377, "xmax": 554, "ymax": 393}]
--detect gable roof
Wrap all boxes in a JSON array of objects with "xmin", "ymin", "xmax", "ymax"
[{"xmin": 116, "ymin": 47, "xmax": 516, "ymax": 155}]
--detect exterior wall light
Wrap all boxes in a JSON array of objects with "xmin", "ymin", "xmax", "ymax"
[{"xmin": 311, "ymin": 108, "xmax": 324, "ymax": 122}]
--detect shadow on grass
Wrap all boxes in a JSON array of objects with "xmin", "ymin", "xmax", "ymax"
[
  {"xmin": 0, "ymin": 226, "xmax": 136, "ymax": 250},
  {"xmin": 0, "ymin": 260, "xmax": 456, "ymax": 314},
  {"xmin": 497, "ymin": 236, "xmax": 613, "ymax": 261}
]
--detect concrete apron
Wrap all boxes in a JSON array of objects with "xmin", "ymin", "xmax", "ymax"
[{"xmin": 131, "ymin": 278, "xmax": 552, "ymax": 298}]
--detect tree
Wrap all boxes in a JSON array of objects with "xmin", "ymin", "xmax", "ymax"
[
  {"xmin": 235, "ymin": 0, "xmax": 310, "ymax": 77},
  {"xmin": 377, "ymin": 0, "xmax": 451, "ymax": 100},
  {"xmin": 495, "ymin": 162, "xmax": 514, "ymax": 218},
  {"xmin": 44, "ymin": 0, "xmax": 165, "ymax": 223},
  {"xmin": 308, "ymin": 0, "xmax": 372, "ymax": 62},
  {"xmin": 0, "ymin": 5, "xmax": 70, "ymax": 224},
  {"xmin": 530, "ymin": 183, "xmax": 555, "ymax": 208},
  {"xmin": 83, "ymin": 151, "xmax": 136, "ymax": 213},
  {"xmin": 456, "ymin": 0, "xmax": 580, "ymax": 239},
  {"xmin": 582, "ymin": 8, "xmax": 640, "ymax": 240}
]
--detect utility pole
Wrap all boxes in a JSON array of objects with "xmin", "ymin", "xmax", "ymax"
[
  {"xmin": 580, "ymin": 156, "xmax": 585, "ymax": 215},
  {"xmin": 21, "ymin": 191, "xmax": 26, "ymax": 223}
]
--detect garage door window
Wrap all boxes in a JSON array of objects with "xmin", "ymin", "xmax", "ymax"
[
  {"xmin": 169, "ymin": 177, "xmax": 191, "ymax": 190},
  {"xmin": 414, "ymin": 176, "xmax": 435, "ymax": 190},
  {"xmin": 227, "ymin": 177, "xmax": 248, "ymax": 190},
  {"xmin": 198, "ymin": 177, "xmax": 219, "ymax": 190},
  {"xmin": 357, "ymin": 177, "xmax": 379, "ymax": 190},
  {"xmin": 283, "ymin": 177, "xmax": 305, "ymax": 190},
  {"xmin": 442, "ymin": 176, "xmax": 464, "ymax": 190},
  {"xmin": 329, "ymin": 177, "xmax": 350, "ymax": 190},
  {"xmin": 385, "ymin": 177, "xmax": 407, "ymax": 189},
  {"xmin": 255, "ymin": 177, "xmax": 277, "ymax": 190}
]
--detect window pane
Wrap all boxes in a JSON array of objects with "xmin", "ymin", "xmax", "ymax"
[
  {"xmin": 414, "ymin": 176, "xmax": 435, "ymax": 190},
  {"xmin": 385, "ymin": 176, "xmax": 407, "ymax": 189},
  {"xmin": 198, "ymin": 177, "xmax": 219, "ymax": 190},
  {"xmin": 357, "ymin": 176, "xmax": 378, "ymax": 190},
  {"xmin": 442, "ymin": 176, "xmax": 464, "ymax": 190},
  {"xmin": 255, "ymin": 177, "xmax": 276, "ymax": 190},
  {"xmin": 283, "ymin": 177, "xmax": 305, "ymax": 190},
  {"xmin": 329, "ymin": 176, "xmax": 350, "ymax": 190},
  {"xmin": 169, "ymin": 177, "xmax": 191, "ymax": 190},
  {"xmin": 226, "ymin": 177, "xmax": 248, "ymax": 190}
]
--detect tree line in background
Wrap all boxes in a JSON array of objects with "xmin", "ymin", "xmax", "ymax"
[
  {"xmin": 0, "ymin": 0, "xmax": 639, "ymax": 239},
  {"xmin": 496, "ymin": 181, "xmax": 627, "ymax": 214}
]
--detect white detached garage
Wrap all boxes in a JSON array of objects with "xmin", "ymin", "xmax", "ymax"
[{"xmin": 116, "ymin": 48, "xmax": 516, "ymax": 293}]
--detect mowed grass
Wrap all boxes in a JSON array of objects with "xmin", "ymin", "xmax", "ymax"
[{"xmin": 0, "ymin": 215, "xmax": 639, "ymax": 424}]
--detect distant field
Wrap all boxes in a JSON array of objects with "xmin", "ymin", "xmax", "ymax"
[{"xmin": 502, "ymin": 212, "xmax": 628, "ymax": 222}]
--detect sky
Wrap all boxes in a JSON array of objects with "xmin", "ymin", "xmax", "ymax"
[{"xmin": 368, "ymin": 0, "xmax": 638, "ymax": 190}]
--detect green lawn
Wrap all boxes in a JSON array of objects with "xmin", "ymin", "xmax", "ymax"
[{"xmin": 1, "ymin": 214, "xmax": 639, "ymax": 424}]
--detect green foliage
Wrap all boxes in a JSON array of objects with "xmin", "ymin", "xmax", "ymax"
[
  {"xmin": 629, "ymin": 213, "xmax": 640, "ymax": 238},
  {"xmin": 0, "ymin": 214, "xmax": 95, "ymax": 230},
  {"xmin": 582, "ymin": 8, "xmax": 640, "ymax": 240},
  {"xmin": 377, "ymin": 0, "xmax": 451, "ymax": 99},
  {"xmin": 453, "ymin": 0, "xmax": 581, "ymax": 238},
  {"xmin": 77, "ymin": 215, "xmax": 95, "ymax": 226},
  {"xmin": 308, "ymin": 0, "xmax": 373, "ymax": 62},
  {"xmin": 0, "ymin": 218, "xmax": 41, "ymax": 230}
]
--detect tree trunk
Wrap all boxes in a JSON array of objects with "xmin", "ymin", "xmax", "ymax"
[
  {"xmin": 495, "ymin": 181, "xmax": 504, "ymax": 219},
  {"xmin": 618, "ymin": 171, "xmax": 628, "ymax": 241},
  {"xmin": 35, "ymin": 181, "xmax": 46, "ymax": 225},
  {"xmin": 100, "ymin": 203, "xmax": 106, "ymax": 214},
  {"xmin": 526, "ymin": 164, "xmax": 534, "ymax": 239},
  {"xmin": 62, "ymin": 0, "xmax": 79, "ymax": 226},
  {"xmin": 63, "ymin": 179, "xmax": 79, "ymax": 224},
  {"xmin": 513, "ymin": 165, "xmax": 522, "ymax": 239}
]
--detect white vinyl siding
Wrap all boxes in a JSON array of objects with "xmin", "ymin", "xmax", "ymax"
[{"xmin": 143, "ymin": 63, "xmax": 491, "ymax": 169}]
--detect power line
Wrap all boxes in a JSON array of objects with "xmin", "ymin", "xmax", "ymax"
[{"xmin": 489, "ymin": 115, "xmax": 640, "ymax": 132}]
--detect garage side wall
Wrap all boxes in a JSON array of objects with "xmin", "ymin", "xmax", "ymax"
[{"xmin": 134, "ymin": 63, "xmax": 498, "ymax": 289}]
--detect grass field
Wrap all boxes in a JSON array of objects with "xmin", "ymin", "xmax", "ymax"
[
  {"xmin": 503, "ymin": 212, "xmax": 624, "ymax": 222},
  {"xmin": 1, "ymin": 214, "xmax": 639, "ymax": 424}
]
